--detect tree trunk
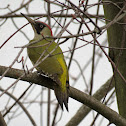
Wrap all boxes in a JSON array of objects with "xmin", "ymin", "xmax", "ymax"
[{"xmin": 103, "ymin": 0, "xmax": 126, "ymax": 118}]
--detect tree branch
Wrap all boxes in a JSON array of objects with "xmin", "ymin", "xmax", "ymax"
[
  {"xmin": 0, "ymin": 88, "xmax": 37, "ymax": 126},
  {"xmin": 0, "ymin": 14, "xmax": 104, "ymax": 18},
  {"xmin": 66, "ymin": 77, "xmax": 114, "ymax": 126},
  {"xmin": 0, "ymin": 65, "xmax": 126, "ymax": 126},
  {"xmin": 0, "ymin": 112, "xmax": 7, "ymax": 126}
]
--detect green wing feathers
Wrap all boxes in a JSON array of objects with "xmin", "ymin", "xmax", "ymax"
[
  {"xmin": 55, "ymin": 57, "xmax": 69, "ymax": 111},
  {"xmin": 27, "ymin": 39, "xmax": 69, "ymax": 110}
]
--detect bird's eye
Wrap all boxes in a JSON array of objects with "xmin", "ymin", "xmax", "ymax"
[{"xmin": 40, "ymin": 25, "xmax": 43, "ymax": 29}]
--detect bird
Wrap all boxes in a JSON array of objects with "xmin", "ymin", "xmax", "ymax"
[{"xmin": 21, "ymin": 13, "xmax": 69, "ymax": 111}]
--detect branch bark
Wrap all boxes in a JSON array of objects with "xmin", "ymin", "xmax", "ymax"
[
  {"xmin": 66, "ymin": 77, "xmax": 114, "ymax": 126},
  {"xmin": 0, "ymin": 65, "xmax": 126, "ymax": 125}
]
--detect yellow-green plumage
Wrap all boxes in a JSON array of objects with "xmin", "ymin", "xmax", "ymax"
[
  {"xmin": 28, "ymin": 39, "xmax": 69, "ymax": 109},
  {"xmin": 21, "ymin": 13, "xmax": 69, "ymax": 110}
]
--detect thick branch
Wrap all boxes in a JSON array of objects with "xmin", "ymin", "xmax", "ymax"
[
  {"xmin": 66, "ymin": 77, "xmax": 114, "ymax": 126},
  {"xmin": 0, "ymin": 14, "xmax": 104, "ymax": 18},
  {"xmin": 0, "ymin": 65, "xmax": 126, "ymax": 126}
]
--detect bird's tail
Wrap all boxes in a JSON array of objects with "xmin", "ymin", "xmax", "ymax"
[{"xmin": 54, "ymin": 84, "xmax": 69, "ymax": 111}]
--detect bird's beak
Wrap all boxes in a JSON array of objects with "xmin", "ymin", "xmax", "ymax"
[
  {"xmin": 21, "ymin": 13, "xmax": 36, "ymax": 31},
  {"xmin": 21, "ymin": 13, "xmax": 35, "ymax": 24}
]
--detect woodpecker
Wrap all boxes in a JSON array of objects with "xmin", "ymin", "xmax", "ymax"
[{"xmin": 21, "ymin": 13, "xmax": 69, "ymax": 111}]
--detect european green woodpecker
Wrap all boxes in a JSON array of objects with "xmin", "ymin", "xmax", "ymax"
[{"xmin": 21, "ymin": 13, "xmax": 69, "ymax": 111}]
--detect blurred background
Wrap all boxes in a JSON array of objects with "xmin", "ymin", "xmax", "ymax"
[{"xmin": 0, "ymin": 0, "xmax": 116, "ymax": 126}]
